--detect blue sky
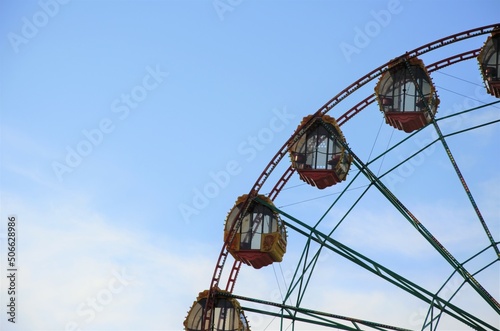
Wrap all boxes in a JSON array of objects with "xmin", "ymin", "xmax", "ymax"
[{"xmin": 1, "ymin": 0, "xmax": 499, "ymax": 330}]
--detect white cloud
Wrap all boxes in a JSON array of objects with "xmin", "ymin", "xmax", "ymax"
[{"xmin": 0, "ymin": 194, "xmax": 215, "ymax": 331}]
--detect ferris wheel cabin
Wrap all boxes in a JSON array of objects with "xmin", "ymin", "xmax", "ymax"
[
  {"xmin": 224, "ymin": 195, "xmax": 287, "ymax": 269},
  {"xmin": 184, "ymin": 288, "xmax": 250, "ymax": 331},
  {"xmin": 375, "ymin": 57, "xmax": 439, "ymax": 133},
  {"xmin": 288, "ymin": 115, "xmax": 352, "ymax": 189},
  {"xmin": 478, "ymin": 28, "xmax": 500, "ymax": 98}
]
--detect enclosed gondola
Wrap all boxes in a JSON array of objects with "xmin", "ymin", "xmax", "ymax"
[
  {"xmin": 375, "ymin": 56, "xmax": 439, "ymax": 133},
  {"xmin": 288, "ymin": 115, "xmax": 352, "ymax": 189},
  {"xmin": 478, "ymin": 27, "xmax": 500, "ymax": 98},
  {"xmin": 224, "ymin": 194, "xmax": 286, "ymax": 269},
  {"xmin": 184, "ymin": 288, "xmax": 250, "ymax": 331}
]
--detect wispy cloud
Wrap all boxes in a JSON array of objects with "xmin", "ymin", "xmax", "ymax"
[{"xmin": 0, "ymin": 194, "xmax": 215, "ymax": 330}]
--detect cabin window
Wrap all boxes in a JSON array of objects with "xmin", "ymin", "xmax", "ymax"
[
  {"xmin": 301, "ymin": 124, "xmax": 341, "ymax": 170},
  {"xmin": 239, "ymin": 204, "xmax": 277, "ymax": 250},
  {"xmin": 381, "ymin": 64, "xmax": 432, "ymax": 113}
]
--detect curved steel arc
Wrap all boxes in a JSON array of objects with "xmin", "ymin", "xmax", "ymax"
[
  {"xmin": 221, "ymin": 48, "xmax": 493, "ymax": 300},
  {"xmin": 317, "ymin": 24, "xmax": 497, "ymax": 116},
  {"xmin": 201, "ymin": 24, "xmax": 499, "ymax": 330},
  {"xmin": 336, "ymin": 48, "xmax": 482, "ymax": 127},
  {"xmin": 407, "ymin": 24, "xmax": 497, "ymax": 59},
  {"xmin": 248, "ymin": 24, "xmax": 495, "ymax": 199},
  {"xmin": 218, "ymin": 49, "xmax": 496, "ymax": 314},
  {"xmin": 232, "ymin": 50, "xmax": 491, "ymax": 304}
]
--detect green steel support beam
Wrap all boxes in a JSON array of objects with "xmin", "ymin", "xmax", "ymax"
[
  {"xmin": 320, "ymin": 115, "xmax": 500, "ymax": 316},
  {"xmin": 256, "ymin": 196, "xmax": 499, "ymax": 331},
  {"xmin": 403, "ymin": 58, "xmax": 500, "ymax": 261},
  {"xmin": 218, "ymin": 291, "xmax": 414, "ymax": 331}
]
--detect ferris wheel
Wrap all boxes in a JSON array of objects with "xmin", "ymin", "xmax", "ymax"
[{"xmin": 184, "ymin": 24, "xmax": 500, "ymax": 331}]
